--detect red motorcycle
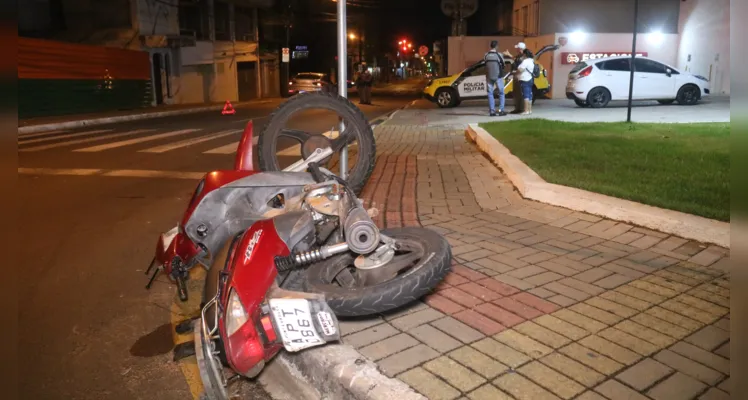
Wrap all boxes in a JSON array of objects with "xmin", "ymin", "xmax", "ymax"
[{"xmin": 145, "ymin": 93, "xmax": 451, "ymax": 399}]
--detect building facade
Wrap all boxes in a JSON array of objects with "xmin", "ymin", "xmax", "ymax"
[
  {"xmin": 448, "ymin": 0, "xmax": 729, "ymax": 99},
  {"xmin": 18, "ymin": 0, "xmax": 279, "ymax": 117}
]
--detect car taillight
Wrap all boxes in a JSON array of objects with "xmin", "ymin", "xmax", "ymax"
[{"xmin": 577, "ymin": 66, "xmax": 593, "ymax": 78}]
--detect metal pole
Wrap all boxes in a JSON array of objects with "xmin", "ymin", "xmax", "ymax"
[
  {"xmin": 626, "ymin": 0, "xmax": 639, "ymax": 123},
  {"xmin": 337, "ymin": 0, "xmax": 348, "ymax": 179}
]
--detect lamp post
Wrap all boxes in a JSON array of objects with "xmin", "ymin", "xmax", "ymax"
[
  {"xmin": 626, "ymin": 0, "xmax": 639, "ymax": 123},
  {"xmin": 337, "ymin": 0, "xmax": 348, "ymax": 178}
]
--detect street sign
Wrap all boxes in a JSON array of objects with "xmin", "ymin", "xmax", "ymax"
[
  {"xmin": 282, "ymin": 47, "xmax": 290, "ymax": 63},
  {"xmin": 419, "ymin": 45, "xmax": 429, "ymax": 57},
  {"xmin": 560, "ymin": 51, "xmax": 648, "ymax": 64}
]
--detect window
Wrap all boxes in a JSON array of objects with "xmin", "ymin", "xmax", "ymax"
[
  {"xmin": 570, "ymin": 62, "xmax": 589, "ymax": 74},
  {"xmin": 634, "ymin": 58, "xmax": 668, "ymax": 74},
  {"xmin": 598, "ymin": 59, "xmax": 630, "ymax": 72},
  {"xmin": 179, "ymin": 1, "xmax": 210, "ymax": 40},
  {"xmin": 214, "ymin": 2, "xmax": 230, "ymax": 41},
  {"xmin": 464, "ymin": 63, "xmax": 486, "ymax": 77},
  {"xmin": 294, "ymin": 73, "xmax": 323, "ymax": 80},
  {"xmin": 235, "ymin": 6, "xmax": 257, "ymax": 42}
]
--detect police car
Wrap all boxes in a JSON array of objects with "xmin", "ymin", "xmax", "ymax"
[{"xmin": 423, "ymin": 44, "xmax": 559, "ymax": 108}]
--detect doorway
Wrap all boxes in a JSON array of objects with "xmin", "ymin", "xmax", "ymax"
[
  {"xmin": 237, "ymin": 61, "xmax": 258, "ymax": 101},
  {"xmin": 152, "ymin": 53, "xmax": 164, "ymax": 105}
]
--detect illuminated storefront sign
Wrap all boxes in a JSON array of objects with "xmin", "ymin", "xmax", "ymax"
[{"xmin": 561, "ymin": 51, "xmax": 648, "ymax": 64}]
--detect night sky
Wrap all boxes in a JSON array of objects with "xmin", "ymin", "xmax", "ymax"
[{"xmin": 282, "ymin": 0, "xmax": 455, "ymax": 73}]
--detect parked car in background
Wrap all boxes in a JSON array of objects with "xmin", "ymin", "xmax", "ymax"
[
  {"xmin": 422, "ymin": 44, "xmax": 559, "ymax": 108},
  {"xmin": 565, "ymin": 55, "xmax": 711, "ymax": 108},
  {"xmin": 288, "ymin": 72, "xmax": 354, "ymax": 95}
]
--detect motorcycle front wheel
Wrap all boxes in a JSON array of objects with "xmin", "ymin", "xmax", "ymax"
[
  {"xmin": 257, "ymin": 91, "xmax": 376, "ymax": 196},
  {"xmin": 283, "ymin": 227, "xmax": 452, "ymax": 317}
]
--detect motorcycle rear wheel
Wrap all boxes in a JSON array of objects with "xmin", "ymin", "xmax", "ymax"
[{"xmin": 284, "ymin": 227, "xmax": 452, "ymax": 317}]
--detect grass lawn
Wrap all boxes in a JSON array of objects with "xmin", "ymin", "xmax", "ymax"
[{"xmin": 480, "ymin": 119, "xmax": 730, "ymax": 221}]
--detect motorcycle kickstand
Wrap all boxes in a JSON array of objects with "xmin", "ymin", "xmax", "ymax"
[
  {"xmin": 173, "ymin": 341, "xmax": 196, "ymax": 362},
  {"xmin": 145, "ymin": 264, "xmax": 163, "ymax": 290},
  {"xmin": 174, "ymin": 316, "xmax": 200, "ymax": 335}
]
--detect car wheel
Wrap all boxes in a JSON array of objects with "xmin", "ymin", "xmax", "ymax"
[
  {"xmin": 435, "ymin": 88, "xmax": 458, "ymax": 108},
  {"xmin": 574, "ymin": 99, "xmax": 589, "ymax": 108},
  {"xmin": 657, "ymin": 99, "xmax": 675, "ymax": 105},
  {"xmin": 676, "ymin": 85, "xmax": 700, "ymax": 105},
  {"xmin": 587, "ymin": 87, "xmax": 611, "ymax": 108}
]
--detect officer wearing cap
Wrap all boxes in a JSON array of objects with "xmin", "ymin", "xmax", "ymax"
[{"xmin": 510, "ymin": 42, "xmax": 527, "ymax": 114}]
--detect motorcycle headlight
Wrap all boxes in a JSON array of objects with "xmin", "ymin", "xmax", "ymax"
[{"xmin": 226, "ymin": 288, "xmax": 249, "ymax": 336}]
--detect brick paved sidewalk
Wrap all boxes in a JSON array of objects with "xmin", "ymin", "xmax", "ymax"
[{"xmin": 345, "ymin": 125, "xmax": 731, "ymax": 400}]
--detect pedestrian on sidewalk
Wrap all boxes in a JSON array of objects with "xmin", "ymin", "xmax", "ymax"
[
  {"xmin": 517, "ymin": 48, "xmax": 535, "ymax": 115},
  {"xmin": 510, "ymin": 42, "xmax": 527, "ymax": 114},
  {"xmin": 483, "ymin": 40, "xmax": 507, "ymax": 117},
  {"xmin": 362, "ymin": 69, "xmax": 374, "ymax": 105}
]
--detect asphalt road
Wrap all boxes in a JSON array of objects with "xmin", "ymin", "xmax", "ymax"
[{"xmin": 17, "ymin": 95, "xmax": 415, "ymax": 400}]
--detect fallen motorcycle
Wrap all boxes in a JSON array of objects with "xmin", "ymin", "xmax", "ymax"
[{"xmin": 144, "ymin": 92, "xmax": 451, "ymax": 399}]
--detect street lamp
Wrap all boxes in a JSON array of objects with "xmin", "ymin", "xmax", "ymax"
[{"xmin": 348, "ymin": 32, "xmax": 356, "ymax": 40}]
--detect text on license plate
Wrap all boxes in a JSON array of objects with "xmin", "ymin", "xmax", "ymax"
[{"xmin": 268, "ymin": 298, "xmax": 324, "ymax": 352}]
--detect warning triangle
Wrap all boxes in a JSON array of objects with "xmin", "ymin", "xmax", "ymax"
[{"xmin": 221, "ymin": 100, "xmax": 236, "ymax": 115}]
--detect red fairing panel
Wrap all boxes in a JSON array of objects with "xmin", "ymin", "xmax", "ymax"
[
  {"xmin": 220, "ymin": 219, "xmax": 289, "ymax": 375},
  {"xmin": 180, "ymin": 170, "xmax": 260, "ymax": 228}
]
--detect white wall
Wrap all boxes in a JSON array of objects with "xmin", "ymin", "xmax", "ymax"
[
  {"xmin": 447, "ymin": 35, "xmax": 525, "ymax": 75},
  {"xmin": 548, "ymin": 32, "xmax": 679, "ymax": 98},
  {"xmin": 676, "ymin": 0, "xmax": 730, "ymax": 95}
]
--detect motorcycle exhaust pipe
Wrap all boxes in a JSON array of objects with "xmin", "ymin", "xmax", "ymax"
[{"xmin": 343, "ymin": 207, "xmax": 380, "ymax": 254}]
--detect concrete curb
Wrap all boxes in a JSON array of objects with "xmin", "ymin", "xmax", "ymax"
[
  {"xmin": 18, "ymin": 100, "xmax": 273, "ymax": 134},
  {"xmin": 466, "ymin": 123, "xmax": 730, "ymax": 248},
  {"xmin": 276, "ymin": 343, "xmax": 426, "ymax": 400}
]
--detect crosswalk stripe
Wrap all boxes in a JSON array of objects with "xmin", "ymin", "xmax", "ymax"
[
  {"xmin": 203, "ymin": 134, "xmax": 260, "ymax": 154},
  {"xmin": 18, "ymin": 129, "xmax": 69, "ymax": 139},
  {"xmin": 73, "ymin": 129, "xmax": 200, "ymax": 152},
  {"xmin": 203, "ymin": 141, "xmax": 239, "ymax": 154},
  {"xmin": 18, "ymin": 129, "xmax": 113, "ymax": 145},
  {"xmin": 18, "ymin": 167, "xmax": 203, "ymax": 180},
  {"xmin": 19, "ymin": 129, "xmax": 154, "ymax": 152},
  {"xmin": 139, "ymin": 129, "xmax": 242, "ymax": 153}
]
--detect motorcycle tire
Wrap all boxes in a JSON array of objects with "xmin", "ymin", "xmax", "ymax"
[
  {"xmin": 284, "ymin": 227, "xmax": 452, "ymax": 317},
  {"xmin": 257, "ymin": 91, "xmax": 376, "ymax": 196}
]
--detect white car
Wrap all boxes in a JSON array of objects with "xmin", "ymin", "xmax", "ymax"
[{"xmin": 565, "ymin": 55, "xmax": 710, "ymax": 108}]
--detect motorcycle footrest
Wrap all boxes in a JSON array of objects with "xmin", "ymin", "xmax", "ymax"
[
  {"xmin": 175, "ymin": 318, "xmax": 198, "ymax": 335},
  {"xmin": 173, "ymin": 341, "xmax": 196, "ymax": 362}
]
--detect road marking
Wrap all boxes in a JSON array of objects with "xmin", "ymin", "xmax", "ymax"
[
  {"xmin": 19, "ymin": 167, "xmax": 204, "ymax": 180},
  {"xmin": 204, "ymin": 141, "xmax": 240, "ymax": 154},
  {"xmin": 18, "ymin": 167, "xmax": 104, "ymax": 176},
  {"xmin": 203, "ymin": 134, "xmax": 261, "ymax": 154},
  {"xmin": 74, "ymin": 129, "xmax": 200, "ymax": 152},
  {"xmin": 18, "ymin": 129, "xmax": 114, "ymax": 145},
  {"xmin": 139, "ymin": 129, "xmax": 242, "ymax": 153},
  {"xmin": 19, "ymin": 129, "xmax": 154, "ymax": 152},
  {"xmin": 17, "ymin": 129, "xmax": 69, "ymax": 139}
]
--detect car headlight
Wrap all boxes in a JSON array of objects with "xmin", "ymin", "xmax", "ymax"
[
  {"xmin": 694, "ymin": 75, "xmax": 709, "ymax": 82},
  {"xmin": 226, "ymin": 288, "xmax": 249, "ymax": 336},
  {"xmin": 542, "ymin": 69, "xmax": 547, "ymax": 77}
]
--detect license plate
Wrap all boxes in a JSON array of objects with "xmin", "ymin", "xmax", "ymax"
[{"xmin": 269, "ymin": 298, "xmax": 325, "ymax": 352}]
